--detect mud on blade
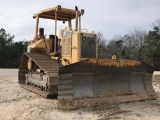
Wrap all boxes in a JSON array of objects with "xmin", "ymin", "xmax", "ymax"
[{"xmin": 58, "ymin": 59, "xmax": 157, "ymax": 110}]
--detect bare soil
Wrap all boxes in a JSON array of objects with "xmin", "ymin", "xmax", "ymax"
[{"xmin": 0, "ymin": 69, "xmax": 160, "ymax": 120}]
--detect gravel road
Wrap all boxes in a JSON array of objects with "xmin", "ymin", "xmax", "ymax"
[{"xmin": 0, "ymin": 69, "xmax": 160, "ymax": 120}]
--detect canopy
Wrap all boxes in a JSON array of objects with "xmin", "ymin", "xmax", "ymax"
[{"xmin": 33, "ymin": 5, "xmax": 84, "ymax": 21}]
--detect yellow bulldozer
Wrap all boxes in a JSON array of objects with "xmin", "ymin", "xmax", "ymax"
[{"xmin": 18, "ymin": 5, "xmax": 157, "ymax": 110}]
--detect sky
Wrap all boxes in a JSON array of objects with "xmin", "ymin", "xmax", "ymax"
[{"xmin": 0, "ymin": 0, "xmax": 160, "ymax": 42}]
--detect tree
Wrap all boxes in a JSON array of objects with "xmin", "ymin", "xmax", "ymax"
[
  {"xmin": 0, "ymin": 28, "xmax": 14, "ymax": 67},
  {"xmin": 104, "ymin": 27, "xmax": 146, "ymax": 60},
  {"xmin": 0, "ymin": 28, "xmax": 27, "ymax": 68},
  {"xmin": 129, "ymin": 28, "xmax": 145, "ymax": 59},
  {"xmin": 0, "ymin": 28, "xmax": 14, "ymax": 46},
  {"xmin": 105, "ymin": 35, "xmax": 123, "ymax": 59},
  {"xmin": 143, "ymin": 26, "xmax": 160, "ymax": 65},
  {"xmin": 152, "ymin": 19, "xmax": 160, "ymax": 29},
  {"xmin": 97, "ymin": 32, "xmax": 108, "ymax": 58}
]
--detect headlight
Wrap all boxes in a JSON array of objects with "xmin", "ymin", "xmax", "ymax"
[
  {"xmin": 82, "ymin": 37, "xmax": 86, "ymax": 41},
  {"xmin": 92, "ymin": 38, "xmax": 95, "ymax": 42}
]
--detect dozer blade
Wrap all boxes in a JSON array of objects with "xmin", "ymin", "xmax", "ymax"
[{"xmin": 58, "ymin": 59, "xmax": 157, "ymax": 110}]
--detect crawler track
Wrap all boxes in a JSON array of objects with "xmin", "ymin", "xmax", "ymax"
[{"xmin": 18, "ymin": 53, "xmax": 59, "ymax": 98}]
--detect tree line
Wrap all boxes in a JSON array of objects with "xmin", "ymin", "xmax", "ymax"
[
  {"xmin": 98, "ymin": 19, "xmax": 160, "ymax": 67},
  {"xmin": 0, "ymin": 19, "xmax": 160, "ymax": 68},
  {"xmin": 0, "ymin": 28, "xmax": 27, "ymax": 68}
]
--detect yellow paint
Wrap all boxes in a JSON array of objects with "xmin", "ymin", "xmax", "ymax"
[
  {"xmin": 28, "ymin": 39, "xmax": 52, "ymax": 53},
  {"xmin": 71, "ymin": 32, "xmax": 80, "ymax": 63},
  {"xmin": 59, "ymin": 30, "xmax": 81, "ymax": 65}
]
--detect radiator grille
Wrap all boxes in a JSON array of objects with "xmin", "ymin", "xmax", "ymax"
[{"xmin": 81, "ymin": 36, "xmax": 96, "ymax": 58}]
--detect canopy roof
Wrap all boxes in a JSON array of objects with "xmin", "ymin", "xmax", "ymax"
[{"xmin": 33, "ymin": 5, "xmax": 84, "ymax": 21}]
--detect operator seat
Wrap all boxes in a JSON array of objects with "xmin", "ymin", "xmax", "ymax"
[{"xmin": 49, "ymin": 35, "xmax": 58, "ymax": 52}]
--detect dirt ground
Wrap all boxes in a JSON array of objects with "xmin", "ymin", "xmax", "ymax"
[{"xmin": 0, "ymin": 69, "xmax": 160, "ymax": 120}]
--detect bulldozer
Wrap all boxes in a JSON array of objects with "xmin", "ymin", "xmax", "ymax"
[{"xmin": 18, "ymin": 5, "xmax": 157, "ymax": 110}]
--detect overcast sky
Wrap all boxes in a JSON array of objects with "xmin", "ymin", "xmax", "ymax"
[{"xmin": 0, "ymin": 0, "xmax": 160, "ymax": 41}]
